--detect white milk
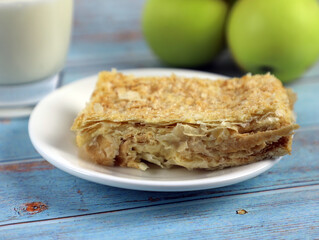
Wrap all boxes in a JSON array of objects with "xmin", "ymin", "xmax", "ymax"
[{"xmin": 0, "ymin": 0, "xmax": 73, "ymax": 85}]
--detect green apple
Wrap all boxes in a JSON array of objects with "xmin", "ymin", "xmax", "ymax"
[
  {"xmin": 227, "ymin": 0, "xmax": 319, "ymax": 83},
  {"xmin": 142, "ymin": 0, "xmax": 229, "ymax": 67}
]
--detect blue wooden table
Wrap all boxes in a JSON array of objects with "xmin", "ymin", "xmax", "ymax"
[{"xmin": 1, "ymin": 0, "xmax": 319, "ymax": 239}]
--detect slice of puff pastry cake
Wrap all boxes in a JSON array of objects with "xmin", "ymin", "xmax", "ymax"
[{"xmin": 71, "ymin": 70, "xmax": 299, "ymax": 171}]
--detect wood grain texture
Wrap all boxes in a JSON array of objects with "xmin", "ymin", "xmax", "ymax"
[
  {"xmin": 0, "ymin": 119, "xmax": 40, "ymax": 162},
  {"xmin": 68, "ymin": 0, "xmax": 151, "ymax": 66},
  {"xmin": 1, "ymin": 0, "xmax": 319, "ymax": 238},
  {"xmin": 0, "ymin": 127, "xmax": 318, "ymax": 226},
  {"xmin": 1, "ymin": 185, "xmax": 319, "ymax": 239},
  {"xmin": 289, "ymin": 80, "xmax": 319, "ymax": 127}
]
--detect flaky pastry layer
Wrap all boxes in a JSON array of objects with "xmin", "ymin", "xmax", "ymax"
[{"xmin": 71, "ymin": 71, "xmax": 298, "ymax": 171}]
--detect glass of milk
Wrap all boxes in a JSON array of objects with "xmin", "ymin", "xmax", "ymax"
[{"xmin": 0, "ymin": 0, "xmax": 73, "ymax": 117}]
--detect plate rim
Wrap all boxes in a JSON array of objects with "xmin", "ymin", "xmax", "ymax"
[{"xmin": 29, "ymin": 68, "xmax": 281, "ymax": 192}]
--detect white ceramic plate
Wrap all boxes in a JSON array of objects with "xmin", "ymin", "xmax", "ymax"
[{"xmin": 29, "ymin": 68, "xmax": 280, "ymax": 192}]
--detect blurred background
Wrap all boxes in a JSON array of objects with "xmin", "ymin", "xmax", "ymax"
[
  {"xmin": 64, "ymin": 0, "xmax": 159, "ymax": 84},
  {"xmin": 65, "ymin": 0, "xmax": 319, "ymax": 85}
]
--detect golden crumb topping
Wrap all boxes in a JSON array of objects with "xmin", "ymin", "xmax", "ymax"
[{"xmin": 72, "ymin": 71, "xmax": 295, "ymax": 129}]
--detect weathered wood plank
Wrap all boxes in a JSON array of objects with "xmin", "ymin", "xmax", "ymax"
[
  {"xmin": 0, "ymin": 0, "xmax": 318, "ymax": 237},
  {"xmin": 290, "ymin": 80, "xmax": 319, "ymax": 127},
  {"xmin": 0, "ymin": 127, "xmax": 318, "ymax": 225},
  {"xmin": 67, "ymin": 40, "xmax": 156, "ymax": 67},
  {"xmin": 0, "ymin": 119, "xmax": 40, "ymax": 162},
  {"xmin": 72, "ymin": 0, "xmax": 145, "ymax": 37},
  {"xmin": 68, "ymin": 0, "xmax": 148, "ymax": 66},
  {"xmin": 1, "ymin": 185, "xmax": 319, "ymax": 239}
]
